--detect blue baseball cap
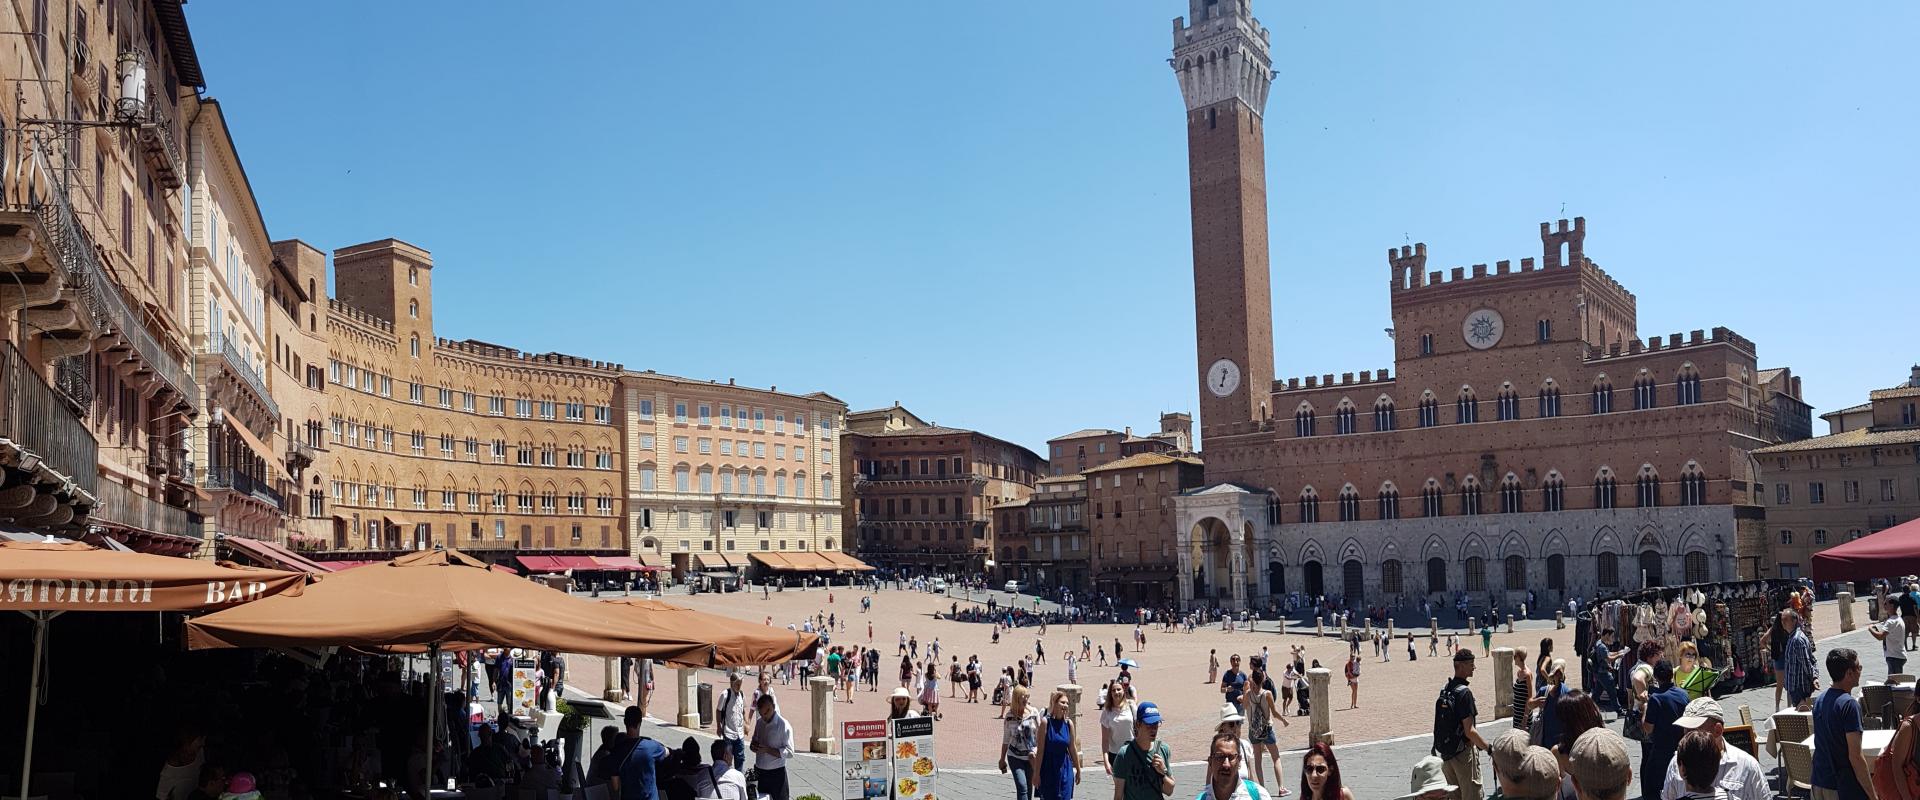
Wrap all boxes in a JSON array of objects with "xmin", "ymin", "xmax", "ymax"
[{"xmin": 1137, "ymin": 702, "xmax": 1163, "ymax": 725}]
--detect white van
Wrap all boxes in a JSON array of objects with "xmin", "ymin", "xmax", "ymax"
[{"xmin": 1004, "ymin": 580, "xmax": 1023, "ymax": 594}]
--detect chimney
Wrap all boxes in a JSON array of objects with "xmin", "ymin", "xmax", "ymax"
[
  {"xmin": 1910, "ymin": 365, "xmax": 1920, "ymax": 388},
  {"xmin": 1124, "ymin": 426, "xmax": 1132, "ymax": 436}
]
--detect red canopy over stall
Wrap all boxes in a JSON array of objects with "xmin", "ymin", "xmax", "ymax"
[{"xmin": 1812, "ymin": 517, "xmax": 1920, "ymax": 584}]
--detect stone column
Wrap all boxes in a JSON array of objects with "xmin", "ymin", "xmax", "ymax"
[
  {"xmin": 1308, "ymin": 667, "xmax": 1333, "ymax": 745},
  {"xmin": 1316, "ymin": 617, "xmax": 1324, "ymax": 637},
  {"xmin": 1491, "ymin": 647, "xmax": 1514, "ymax": 720},
  {"xmin": 1468, "ymin": 616, "xmax": 1477, "ymax": 633},
  {"xmin": 808, "ymin": 676, "xmax": 835, "ymax": 753},
  {"xmin": 1387, "ymin": 619, "xmax": 1395, "ymax": 640},
  {"xmin": 1278, "ymin": 617, "xmax": 1287, "ymax": 638},
  {"xmin": 1364, "ymin": 619, "xmax": 1374, "ymax": 642},
  {"xmin": 676, "ymin": 668, "xmax": 701, "ymax": 728},
  {"xmin": 1058, "ymin": 684, "xmax": 1083, "ymax": 721},
  {"xmin": 603, "ymin": 657, "xmax": 622, "ymax": 702},
  {"xmin": 1505, "ymin": 615, "xmax": 1514, "ymax": 634},
  {"xmin": 1839, "ymin": 592, "xmax": 1856, "ymax": 633}
]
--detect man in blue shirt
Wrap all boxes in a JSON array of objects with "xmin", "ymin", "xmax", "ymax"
[
  {"xmin": 1785, "ymin": 609, "xmax": 1819, "ymax": 709},
  {"xmin": 1811, "ymin": 648, "xmax": 1876, "ymax": 800},
  {"xmin": 1640, "ymin": 660, "xmax": 1691, "ymax": 800},
  {"xmin": 613, "ymin": 705, "xmax": 670, "ymax": 800},
  {"xmin": 1219, "ymin": 653, "xmax": 1248, "ymax": 710}
]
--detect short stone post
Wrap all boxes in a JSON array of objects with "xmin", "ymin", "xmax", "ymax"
[
  {"xmin": 1491, "ymin": 647, "xmax": 1514, "ymax": 720},
  {"xmin": 1430, "ymin": 617, "xmax": 1439, "ymax": 637},
  {"xmin": 1278, "ymin": 617, "xmax": 1287, "ymax": 637},
  {"xmin": 1505, "ymin": 615, "xmax": 1514, "ymax": 634},
  {"xmin": 1468, "ymin": 616, "xmax": 1477, "ymax": 633},
  {"xmin": 808, "ymin": 676, "xmax": 835, "ymax": 753},
  {"xmin": 1365, "ymin": 619, "xmax": 1374, "ymax": 641},
  {"xmin": 1839, "ymin": 592, "xmax": 1856, "ymax": 633},
  {"xmin": 1387, "ymin": 619, "xmax": 1395, "ymax": 640},
  {"xmin": 1555, "ymin": 611, "xmax": 1566, "ymax": 630},
  {"xmin": 1058, "ymin": 684, "xmax": 1083, "ymax": 720},
  {"xmin": 1308, "ymin": 667, "xmax": 1333, "ymax": 745},
  {"xmin": 603, "ymin": 657, "xmax": 622, "ymax": 701},
  {"xmin": 1316, "ymin": 617, "xmax": 1324, "ymax": 637},
  {"xmin": 676, "ymin": 668, "xmax": 701, "ymax": 728}
]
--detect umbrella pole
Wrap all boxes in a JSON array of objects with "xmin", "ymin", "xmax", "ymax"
[
  {"xmin": 426, "ymin": 642, "xmax": 441, "ymax": 796},
  {"xmin": 19, "ymin": 610, "xmax": 60, "ymax": 800}
]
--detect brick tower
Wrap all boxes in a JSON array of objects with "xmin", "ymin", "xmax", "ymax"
[{"xmin": 1174, "ymin": 0, "xmax": 1276, "ymax": 442}]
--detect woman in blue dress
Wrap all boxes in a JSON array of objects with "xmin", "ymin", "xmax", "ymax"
[{"xmin": 1032, "ymin": 689, "xmax": 1083, "ymax": 800}]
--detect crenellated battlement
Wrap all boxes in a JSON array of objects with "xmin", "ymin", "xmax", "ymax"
[
  {"xmin": 327, "ymin": 298, "xmax": 394, "ymax": 334},
  {"xmin": 1583, "ymin": 326, "xmax": 1756, "ymax": 363},
  {"xmin": 1388, "ymin": 217, "xmax": 1635, "ymax": 302},
  {"xmin": 1273, "ymin": 368, "xmax": 1396, "ymax": 394},
  {"xmin": 433, "ymin": 336, "xmax": 622, "ymax": 373}
]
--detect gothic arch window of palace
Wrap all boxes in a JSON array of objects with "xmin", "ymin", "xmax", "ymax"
[
  {"xmin": 1679, "ymin": 461, "xmax": 1707, "ymax": 506},
  {"xmin": 1334, "ymin": 399, "xmax": 1358, "ymax": 435},
  {"xmin": 1597, "ymin": 551, "xmax": 1620, "ymax": 589},
  {"xmin": 1374, "ymin": 395, "xmax": 1397, "ymax": 431},
  {"xmin": 1377, "ymin": 481, "xmax": 1401, "ymax": 520},
  {"xmin": 1538, "ymin": 378, "xmax": 1562, "ymax": 418},
  {"xmin": 1504, "ymin": 554, "xmax": 1526, "ymax": 591},
  {"xmin": 1592, "ymin": 375, "xmax": 1615, "ymax": 414},
  {"xmin": 1542, "ymin": 470, "xmax": 1566, "ymax": 512},
  {"xmin": 1294, "ymin": 402, "xmax": 1317, "ymax": 438},
  {"xmin": 1676, "ymin": 363, "xmax": 1703, "ymax": 405},
  {"xmin": 1464, "ymin": 556, "xmax": 1486, "ymax": 592},
  {"xmin": 1499, "ymin": 473, "xmax": 1523, "ymax": 514},
  {"xmin": 1456, "ymin": 386, "xmax": 1480, "ymax": 424},
  {"xmin": 1419, "ymin": 392, "xmax": 1439, "ymax": 428},
  {"xmin": 1633, "ymin": 369, "xmax": 1658, "ymax": 410},
  {"xmin": 1459, "ymin": 476, "xmax": 1484, "ymax": 516},
  {"xmin": 1422, "ymin": 479, "xmax": 1444, "ymax": 517},
  {"xmin": 1337, "ymin": 484, "xmax": 1360, "ymax": 521},
  {"xmin": 1427, "ymin": 556, "xmax": 1448, "ymax": 593},
  {"xmin": 1547, "ymin": 553, "xmax": 1566, "ymax": 591},
  {"xmin": 1497, "ymin": 383, "xmax": 1520, "ymax": 421},
  {"xmin": 1636, "ymin": 464, "xmax": 1661, "ymax": 508},
  {"xmin": 1594, "ymin": 466, "xmax": 1618, "ymax": 510},
  {"xmin": 1684, "ymin": 551, "xmax": 1709, "ymax": 584},
  {"xmin": 1381, "ymin": 559, "xmax": 1403, "ymax": 595},
  {"xmin": 1297, "ymin": 486, "xmax": 1321, "ymax": 523}
]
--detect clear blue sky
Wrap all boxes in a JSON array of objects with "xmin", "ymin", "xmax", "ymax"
[{"xmin": 189, "ymin": 2, "xmax": 1917, "ymax": 453}]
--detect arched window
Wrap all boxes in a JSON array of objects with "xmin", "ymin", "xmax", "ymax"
[
  {"xmin": 1456, "ymin": 388, "xmax": 1479, "ymax": 424},
  {"xmin": 1422, "ymin": 481, "xmax": 1444, "ymax": 517},
  {"xmin": 1335, "ymin": 401, "xmax": 1357, "ymax": 435},
  {"xmin": 1382, "ymin": 560, "xmax": 1403, "ymax": 595},
  {"xmin": 1592, "ymin": 380, "xmax": 1615, "ymax": 414},
  {"xmin": 1684, "ymin": 552, "xmax": 1709, "ymax": 584},
  {"xmin": 1373, "ymin": 397, "xmax": 1397, "ymax": 431},
  {"xmin": 1419, "ymin": 394, "xmax": 1439, "ymax": 428},
  {"xmin": 1504, "ymin": 555, "xmax": 1526, "ymax": 590},
  {"xmin": 1499, "ymin": 475, "xmax": 1523, "ymax": 514},
  {"xmin": 1679, "ymin": 465, "xmax": 1707, "ymax": 506},
  {"xmin": 1546, "ymin": 554, "xmax": 1566, "ymax": 590},
  {"xmin": 1780, "ymin": 530, "xmax": 1793, "ymax": 545},
  {"xmin": 1595, "ymin": 469, "xmax": 1617, "ymax": 510},
  {"xmin": 1377, "ymin": 484, "xmax": 1401, "ymax": 520},
  {"xmin": 407, "ymin": 299, "xmax": 418, "ymax": 318},
  {"xmin": 1294, "ymin": 404, "xmax": 1316, "ymax": 437},
  {"xmin": 1496, "ymin": 386, "xmax": 1520, "ymax": 421},
  {"xmin": 1633, "ymin": 374, "xmax": 1658, "ymax": 410},
  {"xmin": 1677, "ymin": 370, "xmax": 1703, "ymax": 405},
  {"xmin": 1337, "ymin": 486, "xmax": 1360, "ymax": 521},
  {"xmin": 1297, "ymin": 488, "xmax": 1320, "ymax": 523},
  {"xmin": 1597, "ymin": 552, "xmax": 1619, "ymax": 588},
  {"xmin": 409, "ymin": 333, "xmax": 420, "ymax": 358},
  {"xmin": 1460, "ymin": 479, "xmax": 1483, "ymax": 515},
  {"xmin": 1537, "ymin": 381, "xmax": 1562, "ymax": 417},
  {"xmin": 1636, "ymin": 467, "xmax": 1660, "ymax": 508},
  {"xmin": 1542, "ymin": 473, "xmax": 1566, "ymax": 512},
  {"xmin": 1464, "ymin": 556, "xmax": 1486, "ymax": 591},
  {"xmin": 1266, "ymin": 496, "xmax": 1282, "ymax": 525},
  {"xmin": 1814, "ymin": 529, "xmax": 1829, "ymax": 545},
  {"xmin": 1427, "ymin": 557, "xmax": 1448, "ymax": 593}
]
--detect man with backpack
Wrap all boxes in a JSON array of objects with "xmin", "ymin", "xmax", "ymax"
[{"xmin": 1433, "ymin": 649, "xmax": 1491, "ymax": 800}]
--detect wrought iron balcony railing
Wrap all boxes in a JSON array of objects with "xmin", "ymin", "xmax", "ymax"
[
  {"xmin": 0, "ymin": 342, "xmax": 99, "ymax": 498},
  {"xmin": 206, "ymin": 333, "xmax": 280, "ymax": 421},
  {"xmin": 90, "ymin": 478, "xmax": 191, "ymax": 538},
  {"xmin": 204, "ymin": 466, "xmax": 284, "ymax": 510}
]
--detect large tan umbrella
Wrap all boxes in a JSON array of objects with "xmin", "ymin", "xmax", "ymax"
[
  {"xmin": 600, "ymin": 598, "xmax": 820, "ymax": 668},
  {"xmin": 0, "ymin": 540, "xmax": 311, "ymax": 800}
]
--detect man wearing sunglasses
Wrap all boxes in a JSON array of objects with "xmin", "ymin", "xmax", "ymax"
[
  {"xmin": 1810, "ymin": 648, "xmax": 1876, "ymax": 800},
  {"xmin": 1200, "ymin": 733, "xmax": 1269, "ymax": 800}
]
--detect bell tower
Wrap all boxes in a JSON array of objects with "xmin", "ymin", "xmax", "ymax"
[{"xmin": 1174, "ymin": 0, "xmax": 1275, "ymax": 441}]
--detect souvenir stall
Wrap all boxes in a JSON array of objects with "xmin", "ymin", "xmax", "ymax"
[{"xmin": 1575, "ymin": 579, "xmax": 1807, "ymax": 699}]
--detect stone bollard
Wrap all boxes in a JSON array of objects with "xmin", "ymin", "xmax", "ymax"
[
  {"xmin": 1365, "ymin": 619, "xmax": 1374, "ymax": 641},
  {"xmin": 1308, "ymin": 667, "xmax": 1333, "ymax": 745},
  {"xmin": 1506, "ymin": 615, "xmax": 1514, "ymax": 634},
  {"xmin": 1491, "ymin": 647, "xmax": 1514, "ymax": 720},
  {"xmin": 1278, "ymin": 617, "xmax": 1287, "ymax": 637},
  {"xmin": 603, "ymin": 657, "xmax": 623, "ymax": 702},
  {"xmin": 1316, "ymin": 616, "xmax": 1324, "ymax": 637},
  {"xmin": 1431, "ymin": 618, "xmax": 1439, "ymax": 637},
  {"xmin": 676, "ymin": 668, "xmax": 701, "ymax": 728},
  {"xmin": 1058, "ymin": 684, "xmax": 1083, "ymax": 720},
  {"xmin": 1388, "ymin": 619, "xmax": 1395, "ymax": 640},
  {"xmin": 809, "ymin": 676, "xmax": 836, "ymax": 753},
  {"xmin": 1556, "ymin": 611, "xmax": 1566, "ymax": 630},
  {"xmin": 1839, "ymin": 592, "xmax": 1856, "ymax": 633},
  {"xmin": 1468, "ymin": 616, "xmax": 1477, "ymax": 633}
]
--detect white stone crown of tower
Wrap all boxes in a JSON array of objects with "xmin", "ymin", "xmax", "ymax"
[{"xmin": 1170, "ymin": 0, "xmax": 1275, "ymax": 115}]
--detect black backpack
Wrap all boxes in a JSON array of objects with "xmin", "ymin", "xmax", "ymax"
[{"xmin": 1432, "ymin": 682, "xmax": 1469, "ymax": 757}]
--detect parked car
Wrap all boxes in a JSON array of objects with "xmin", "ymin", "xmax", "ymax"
[
  {"xmin": 931, "ymin": 578, "xmax": 948, "ymax": 593},
  {"xmin": 1004, "ymin": 580, "xmax": 1023, "ymax": 594}
]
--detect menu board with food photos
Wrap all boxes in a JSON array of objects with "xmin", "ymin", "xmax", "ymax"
[
  {"xmin": 841, "ymin": 720, "xmax": 890, "ymax": 800},
  {"xmin": 511, "ymin": 662, "xmax": 538, "ymax": 717},
  {"xmin": 890, "ymin": 716, "xmax": 936, "ymax": 800}
]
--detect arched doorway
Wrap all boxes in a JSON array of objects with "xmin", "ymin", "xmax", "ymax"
[
  {"xmin": 1427, "ymin": 557, "xmax": 1447, "ymax": 594},
  {"xmin": 1268, "ymin": 561, "xmax": 1285, "ymax": 595},
  {"xmin": 1639, "ymin": 550, "xmax": 1664, "ymax": 588},
  {"xmin": 1189, "ymin": 518, "xmax": 1234, "ymax": 601},
  {"xmin": 1342, "ymin": 559, "xmax": 1364, "ymax": 605},
  {"xmin": 1303, "ymin": 560, "xmax": 1325, "ymax": 599}
]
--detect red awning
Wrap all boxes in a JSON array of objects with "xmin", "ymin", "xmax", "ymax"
[
  {"xmin": 322, "ymin": 558, "xmax": 515, "ymax": 574},
  {"xmin": 517, "ymin": 555, "xmax": 569, "ymax": 573},
  {"xmin": 1812, "ymin": 518, "xmax": 1920, "ymax": 584},
  {"xmin": 592, "ymin": 556, "xmax": 645, "ymax": 572}
]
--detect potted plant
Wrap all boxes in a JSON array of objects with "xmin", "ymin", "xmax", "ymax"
[{"xmin": 555, "ymin": 699, "xmax": 587, "ymax": 791}]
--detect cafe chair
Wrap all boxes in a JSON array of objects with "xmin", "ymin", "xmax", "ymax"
[
  {"xmin": 1738, "ymin": 704, "xmax": 1754, "ymax": 726},
  {"xmin": 1890, "ymin": 674, "xmax": 1916, "ymax": 684},
  {"xmin": 1770, "ymin": 711, "xmax": 1813, "ymax": 767},
  {"xmin": 1781, "ymin": 741, "xmax": 1815, "ymax": 799},
  {"xmin": 1864, "ymin": 684, "xmax": 1893, "ymax": 728}
]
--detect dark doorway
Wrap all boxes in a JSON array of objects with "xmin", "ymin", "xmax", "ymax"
[
  {"xmin": 1268, "ymin": 561, "xmax": 1285, "ymax": 595},
  {"xmin": 1303, "ymin": 560, "xmax": 1324, "ymax": 599},
  {"xmin": 1639, "ymin": 551, "xmax": 1665, "ymax": 587},
  {"xmin": 1343, "ymin": 559, "xmax": 1365, "ymax": 604}
]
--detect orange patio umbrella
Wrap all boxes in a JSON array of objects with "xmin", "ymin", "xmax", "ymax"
[
  {"xmin": 0, "ymin": 539, "xmax": 312, "ymax": 800},
  {"xmin": 599, "ymin": 598, "xmax": 821, "ymax": 668}
]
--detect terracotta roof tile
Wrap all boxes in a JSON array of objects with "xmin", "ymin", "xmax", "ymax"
[
  {"xmin": 1753, "ymin": 427, "xmax": 1920, "ymax": 454},
  {"xmin": 1082, "ymin": 452, "xmax": 1204, "ymax": 474}
]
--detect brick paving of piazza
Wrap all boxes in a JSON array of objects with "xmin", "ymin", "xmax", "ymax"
[
  {"xmin": 539, "ymin": 590, "xmax": 1848, "ymax": 798},
  {"xmin": 563, "ymin": 584, "xmax": 1588, "ymax": 768}
]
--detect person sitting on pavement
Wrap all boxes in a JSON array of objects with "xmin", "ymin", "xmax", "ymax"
[{"xmin": 519, "ymin": 746, "xmax": 561, "ymax": 795}]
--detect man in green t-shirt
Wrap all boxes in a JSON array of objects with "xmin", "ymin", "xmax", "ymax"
[{"xmin": 1113, "ymin": 701, "xmax": 1174, "ymax": 800}]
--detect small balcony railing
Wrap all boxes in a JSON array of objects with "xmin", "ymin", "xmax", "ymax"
[
  {"xmin": 205, "ymin": 466, "xmax": 284, "ymax": 510},
  {"xmin": 206, "ymin": 334, "xmax": 280, "ymax": 420},
  {"xmin": 0, "ymin": 342, "xmax": 99, "ymax": 497},
  {"xmin": 91, "ymin": 478, "xmax": 191, "ymax": 538}
]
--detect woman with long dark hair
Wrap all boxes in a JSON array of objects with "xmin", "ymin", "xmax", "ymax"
[
  {"xmin": 1298, "ymin": 742, "xmax": 1351, "ymax": 800},
  {"xmin": 1552, "ymin": 689, "xmax": 1606, "ymax": 800}
]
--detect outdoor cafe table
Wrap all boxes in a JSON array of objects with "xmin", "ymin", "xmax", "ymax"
[{"xmin": 1801, "ymin": 728, "xmax": 1898, "ymax": 766}]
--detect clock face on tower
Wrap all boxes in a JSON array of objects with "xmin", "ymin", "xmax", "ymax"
[
  {"xmin": 1207, "ymin": 358, "xmax": 1242, "ymax": 397},
  {"xmin": 1462, "ymin": 308, "xmax": 1505, "ymax": 350}
]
